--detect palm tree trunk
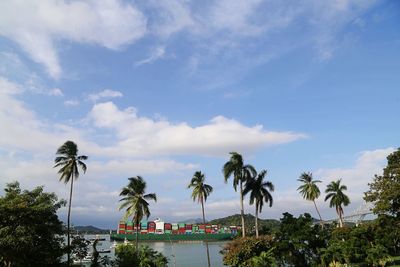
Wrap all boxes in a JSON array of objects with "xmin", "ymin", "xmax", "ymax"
[
  {"xmin": 313, "ymin": 200, "xmax": 324, "ymax": 229},
  {"xmin": 201, "ymin": 197, "xmax": 211, "ymax": 267},
  {"xmin": 255, "ymin": 204, "xmax": 259, "ymax": 238},
  {"xmin": 67, "ymin": 176, "xmax": 74, "ymax": 267},
  {"xmin": 240, "ymin": 180, "xmax": 246, "ymax": 237},
  {"xmin": 337, "ymin": 207, "xmax": 343, "ymax": 228},
  {"xmin": 135, "ymin": 218, "xmax": 139, "ymax": 254}
]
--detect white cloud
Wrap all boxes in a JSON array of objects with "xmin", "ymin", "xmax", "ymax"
[
  {"xmin": 135, "ymin": 46, "xmax": 166, "ymax": 66},
  {"xmin": 88, "ymin": 101, "xmax": 306, "ymax": 157},
  {"xmin": 0, "ymin": 0, "xmax": 147, "ymax": 78},
  {"xmin": 64, "ymin": 100, "xmax": 79, "ymax": 106},
  {"xmin": 48, "ymin": 88, "xmax": 63, "ymax": 96},
  {"xmin": 88, "ymin": 89, "xmax": 123, "ymax": 102}
]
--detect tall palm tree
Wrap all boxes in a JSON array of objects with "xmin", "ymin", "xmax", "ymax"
[
  {"xmin": 243, "ymin": 170, "xmax": 274, "ymax": 238},
  {"xmin": 223, "ymin": 152, "xmax": 256, "ymax": 237},
  {"xmin": 54, "ymin": 140, "xmax": 88, "ymax": 266},
  {"xmin": 325, "ymin": 179, "xmax": 350, "ymax": 227},
  {"xmin": 119, "ymin": 176, "xmax": 157, "ymax": 251},
  {"xmin": 188, "ymin": 171, "xmax": 213, "ymax": 267},
  {"xmin": 297, "ymin": 172, "xmax": 324, "ymax": 227}
]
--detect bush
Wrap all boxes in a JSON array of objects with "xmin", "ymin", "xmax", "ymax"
[
  {"xmin": 221, "ymin": 236, "xmax": 275, "ymax": 267},
  {"xmin": 114, "ymin": 244, "xmax": 168, "ymax": 267}
]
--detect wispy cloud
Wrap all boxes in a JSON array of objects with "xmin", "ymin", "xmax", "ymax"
[
  {"xmin": 0, "ymin": 0, "xmax": 147, "ymax": 78},
  {"xmin": 135, "ymin": 46, "xmax": 166, "ymax": 66},
  {"xmin": 64, "ymin": 100, "xmax": 79, "ymax": 106},
  {"xmin": 87, "ymin": 89, "xmax": 123, "ymax": 102},
  {"xmin": 48, "ymin": 88, "xmax": 63, "ymax": 97}
]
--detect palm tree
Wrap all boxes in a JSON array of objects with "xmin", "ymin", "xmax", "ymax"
[
  {"xmin": 243, "ymin": 170, "xmax": 274, "ymax": 238},
  {"xmin": 119, "ymin": 176, "xmax": 157, "ymax": 251},
  {"xmin": 325, "ymin": 179, "xmax": 350, "ymax": 227},
  {"xmin": 54, "ymin": 140, "xmax": 87, "ymax": 266},
  {"xmin": 188, "ymin": 171, "xmax": 213, "ymax": 267},
  {"xmin": 223, "ymin": 152, "xmax": 256, "ymax": 237},
  {"xmin": 297, "ymin": 172, "xmax": 324, "ymax": 227}
]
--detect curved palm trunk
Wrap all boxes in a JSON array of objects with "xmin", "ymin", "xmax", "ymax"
[
  {"xmin": 67, "ymin": 176, "xmax": 74, "ymax": 267},
  {"xmin": 255, "ymin": 203, "xmax": 259, "ymax": 238},
  {"xmin": 313, "ymin": 200, "xmax": 324, "ymax": 229},
  {"xmin": 240, "ymin": 180, "xmax": 246, "ymax": 237},
  {"xmin": 135, "ymin": 217, "xmax": 139, "ymax": 255},
  {"xmin": 201, "ymin": 198, "xmax": 211, "ymax": 267}
]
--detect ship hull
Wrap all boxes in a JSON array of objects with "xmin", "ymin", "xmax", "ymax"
[{"xmin": 111, "ymin": 233, "xmax": 233, "ymax": 242}]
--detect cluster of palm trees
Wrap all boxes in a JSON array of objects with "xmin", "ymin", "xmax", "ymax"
[
  {"xmin": 53, "ymin": 140, "xmax": 349, "ymax": 266},
  {"xmin": 297, "ymin": 172, "xmax": 350, "ymax": 228}
]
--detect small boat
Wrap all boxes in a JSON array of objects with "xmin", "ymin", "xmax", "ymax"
[{"xmin": 110, "ymin": 240, "xmax": 118, "ymax": 249}]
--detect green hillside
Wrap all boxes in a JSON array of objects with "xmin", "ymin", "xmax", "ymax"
[{"xmin": 209, "ymin": 214, "xmax": 280, "ymax": 234}]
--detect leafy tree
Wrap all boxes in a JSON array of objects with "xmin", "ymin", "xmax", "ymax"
[
  {"xmin": 114, "ymin": 244, "xmax": 167, "ymax": 267},
  {"xmin": 297, "ymin": 172, "xmax": 323, "ymax": 226},
  {"xmin": 274, "ymin": 212, "xmax": 329, "ymax": 267},
  {"xmin": 54, "ymin": 140, "xmax": 88, "ymax": 265},
  {"xmin": 221, "ymin": 236, "xmax": 275, "ymax": 267},
  {"xmin": 249, "ymin": 249, "xmax": 277, "ymax": 267},
  {"xmin": 71, "ymin": 235, "xmax": 90, "ymax": 264},
  {"xmin": 187, "ymin": 171, "xmax": 213, "ymax": 267},
  {"xmin": 325, "ymin": 179, "xmax": 350, "ymax": 228},
  {"xmin": 0, "ymin": 181, "xmax": 65, "ymax": 266},
  {"xmin": 243, "ymin": 170, "xmax": 274, "ymax": 238},
  {"xmin": 119, "ymin": 176, "xmax": 157, "ymax": 252},
  {"xmin": 223, "ymin": 152, "xmax": 256, "ymax": 237},
  {"xmin": 365, "ymin": 148, "xmax": 400, "ymax": 217}
]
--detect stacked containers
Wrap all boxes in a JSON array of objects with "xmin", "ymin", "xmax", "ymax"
[
  {"xmin": 230, "ymin": 226, "xmax": 237, "ymax": 235},
  {"xmin": 164, "ymin": 223, "xmax": 172, "ymax": 234},
  {"xmin": 172, "ymin": 223, "xmax": 179, "ymax": 235},
  {"xmin": 126, "ymin": 221, "xmax": 134, "ymax": 234},
  {"xmin": 156, "ymin": 220, "xmax": 165, "ymax": 234},
  {"xmin": 118, "ymin": 221, "xmax": 126, "ymax": 234},
  {"xmin": 148, "ymin": 221, "xmax": 156, "ymax": 234},
  {"xmin": 205, "ymin": 224, "xmax": 212, "ymax": 234},
  {"xmin": 178, "ymin": 223, "xmax": 186, "ymax": 234},
  {"xmin": 185, "ymin": 224, "xmax": 192, "ymax": 234},
  {"xmin": 199, "ymin": 224, "xmax": 205, "ymax": 234},
  {"xmin": 193, "ymin": 224, "xmax": 199, "ymax": 234},
  {"xmin": 140, "ymin": 221, "xmax": 148, "ymax": 234}
]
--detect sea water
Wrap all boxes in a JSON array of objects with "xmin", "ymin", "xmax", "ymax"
[{"xmin": 83, "ymin": 234, "xmax": 227, "ymax": 267}]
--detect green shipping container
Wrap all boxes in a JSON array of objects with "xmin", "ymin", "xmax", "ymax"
[{"xmin": 127, "ymin": 221, "xmax": 134, "ymax": 226}]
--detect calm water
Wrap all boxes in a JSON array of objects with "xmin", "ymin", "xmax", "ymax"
[{"xmin": 84, "ymin": 234, "xmax": 227, "ymax": 267}]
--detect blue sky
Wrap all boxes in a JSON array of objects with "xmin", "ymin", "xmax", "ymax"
[{"xmin": 0, "ymin": 0, "xmax": 399, "ymax": 228}]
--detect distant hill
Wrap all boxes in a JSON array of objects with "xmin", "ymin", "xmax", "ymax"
[
  {"xmin": 73, "ymin": 225, "xmax": 110, "ymax": 234},
  {"xmin": 209, "ymin": 214, "xmax": 280, "ymax": 233}
]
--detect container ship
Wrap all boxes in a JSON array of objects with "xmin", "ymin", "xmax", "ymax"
[{"xmin": 111, "ymin": 219, "xmax": 239, "ymax": 241}]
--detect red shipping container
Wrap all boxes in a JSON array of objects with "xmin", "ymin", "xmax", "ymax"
[
  {"xmin": 118, "ymin": 230, "xmax": 126, "ymax": 234},
  {"xmin": 199, "ymin": 225, "xmax": 205, "ymax": 229},
  {"xmin": 185, "ymin": 224, "xmax": 192, "ymax": 230},
  {"xmin": 119, "ymin": 224, "xmax": 126, "ymax": 229},
  {"xmin": 148, "ymin": 222, "xmax": 156, "ymax": 229},
  {"xmin": 206, "ymin": 228, "xmax": 212, "ymax": 233},
  {"xmin": 178, "ymin": 228, "xmax": 186, "ymax": 234},
  {"xmin": 164, "ymin": 223, "xmax": 172, "ymax": 230},
  {"xmin": 172, "ymin": 230, "xmax": 179, "ymax": 235}
]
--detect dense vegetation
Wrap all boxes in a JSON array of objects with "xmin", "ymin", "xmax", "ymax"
[
  {"xmin": 1, "ymin": 140, "xmax": 399, "ymax": 266},
  {"xmin": 209, "ymin": 214, "xmax": 280, "ymax": 234},
  {"xmin": 222, "ymin": 148, "xmax": 400, "ymax": 266}
]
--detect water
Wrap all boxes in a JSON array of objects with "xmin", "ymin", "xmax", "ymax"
[{"xmin": 83, "ymin": 234, "xmax": 227, "ymax": 267}]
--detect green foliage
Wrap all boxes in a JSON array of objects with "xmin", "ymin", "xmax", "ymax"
[
  {"xmin": 274, "ymin": 212, "xmax": 328, "ymax": 267},
  {"xmin": 187, "ymin": 171, "xmax": 213, "ymax": 203},
  {"xmin": 114, "ymin": 244, "xmax": 168, "ymax": 267},
  {"xmin": 325, "ymin": 179, "xmax": 350, "ymax": 227},
  {"xmin": 249, "ymin": 249, "xmax": 277, "ymax": 267},
  {"xmin": 365, "ymin": 148, "xmax": 400, "ymax": 217},
  {"xmin": 221, "ymin": 236, "xmax": 275, "ymax": 267},
  {"xmin": 71, "ymin": 235, "xmax": 90, "ymax": 262},
  {"xmin": 209, "ymin": 214, "xmax": 280, "ymax": 234},
  {"xmin": 0, "ymin": 181, "xmax": 66, "ymax": 267}
]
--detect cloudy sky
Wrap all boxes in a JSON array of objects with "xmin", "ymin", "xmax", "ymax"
[{"xmin": 0, "ymin": 0, "xmax": 399, "ymax": 228}]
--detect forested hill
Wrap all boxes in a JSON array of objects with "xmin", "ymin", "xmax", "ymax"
[{"xmin": 209, "ymin": 214, "xmax": 280, "ymax": 232}]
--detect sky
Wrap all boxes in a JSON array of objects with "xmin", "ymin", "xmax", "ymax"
[{"xmin": 0, "ymin": 0, "xmax": 399, "ymax": 229}]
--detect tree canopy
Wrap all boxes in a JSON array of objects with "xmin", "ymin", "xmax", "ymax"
[
  {"xmin": 365, "ymin": 148, "xmax": 400, "ymax": 217},
  {"xmin": 0, "ymin": 182, "xmax": 66, "ymax": 267}
]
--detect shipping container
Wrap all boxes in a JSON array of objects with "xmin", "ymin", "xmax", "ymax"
[
  {"xmin": 148, "ymin": 222, "xmax": 156, "ymax": 229},
  {"xmin": 185, "ymin": 224, "xmax": 192, "ymax": 230},
  {"xmin": 178, "ymin": 223, "xmax": 185, "ymax": 229},
  {"xmin": 164, "ymin": 223, "xmax": 172, "ymax": 230}
]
